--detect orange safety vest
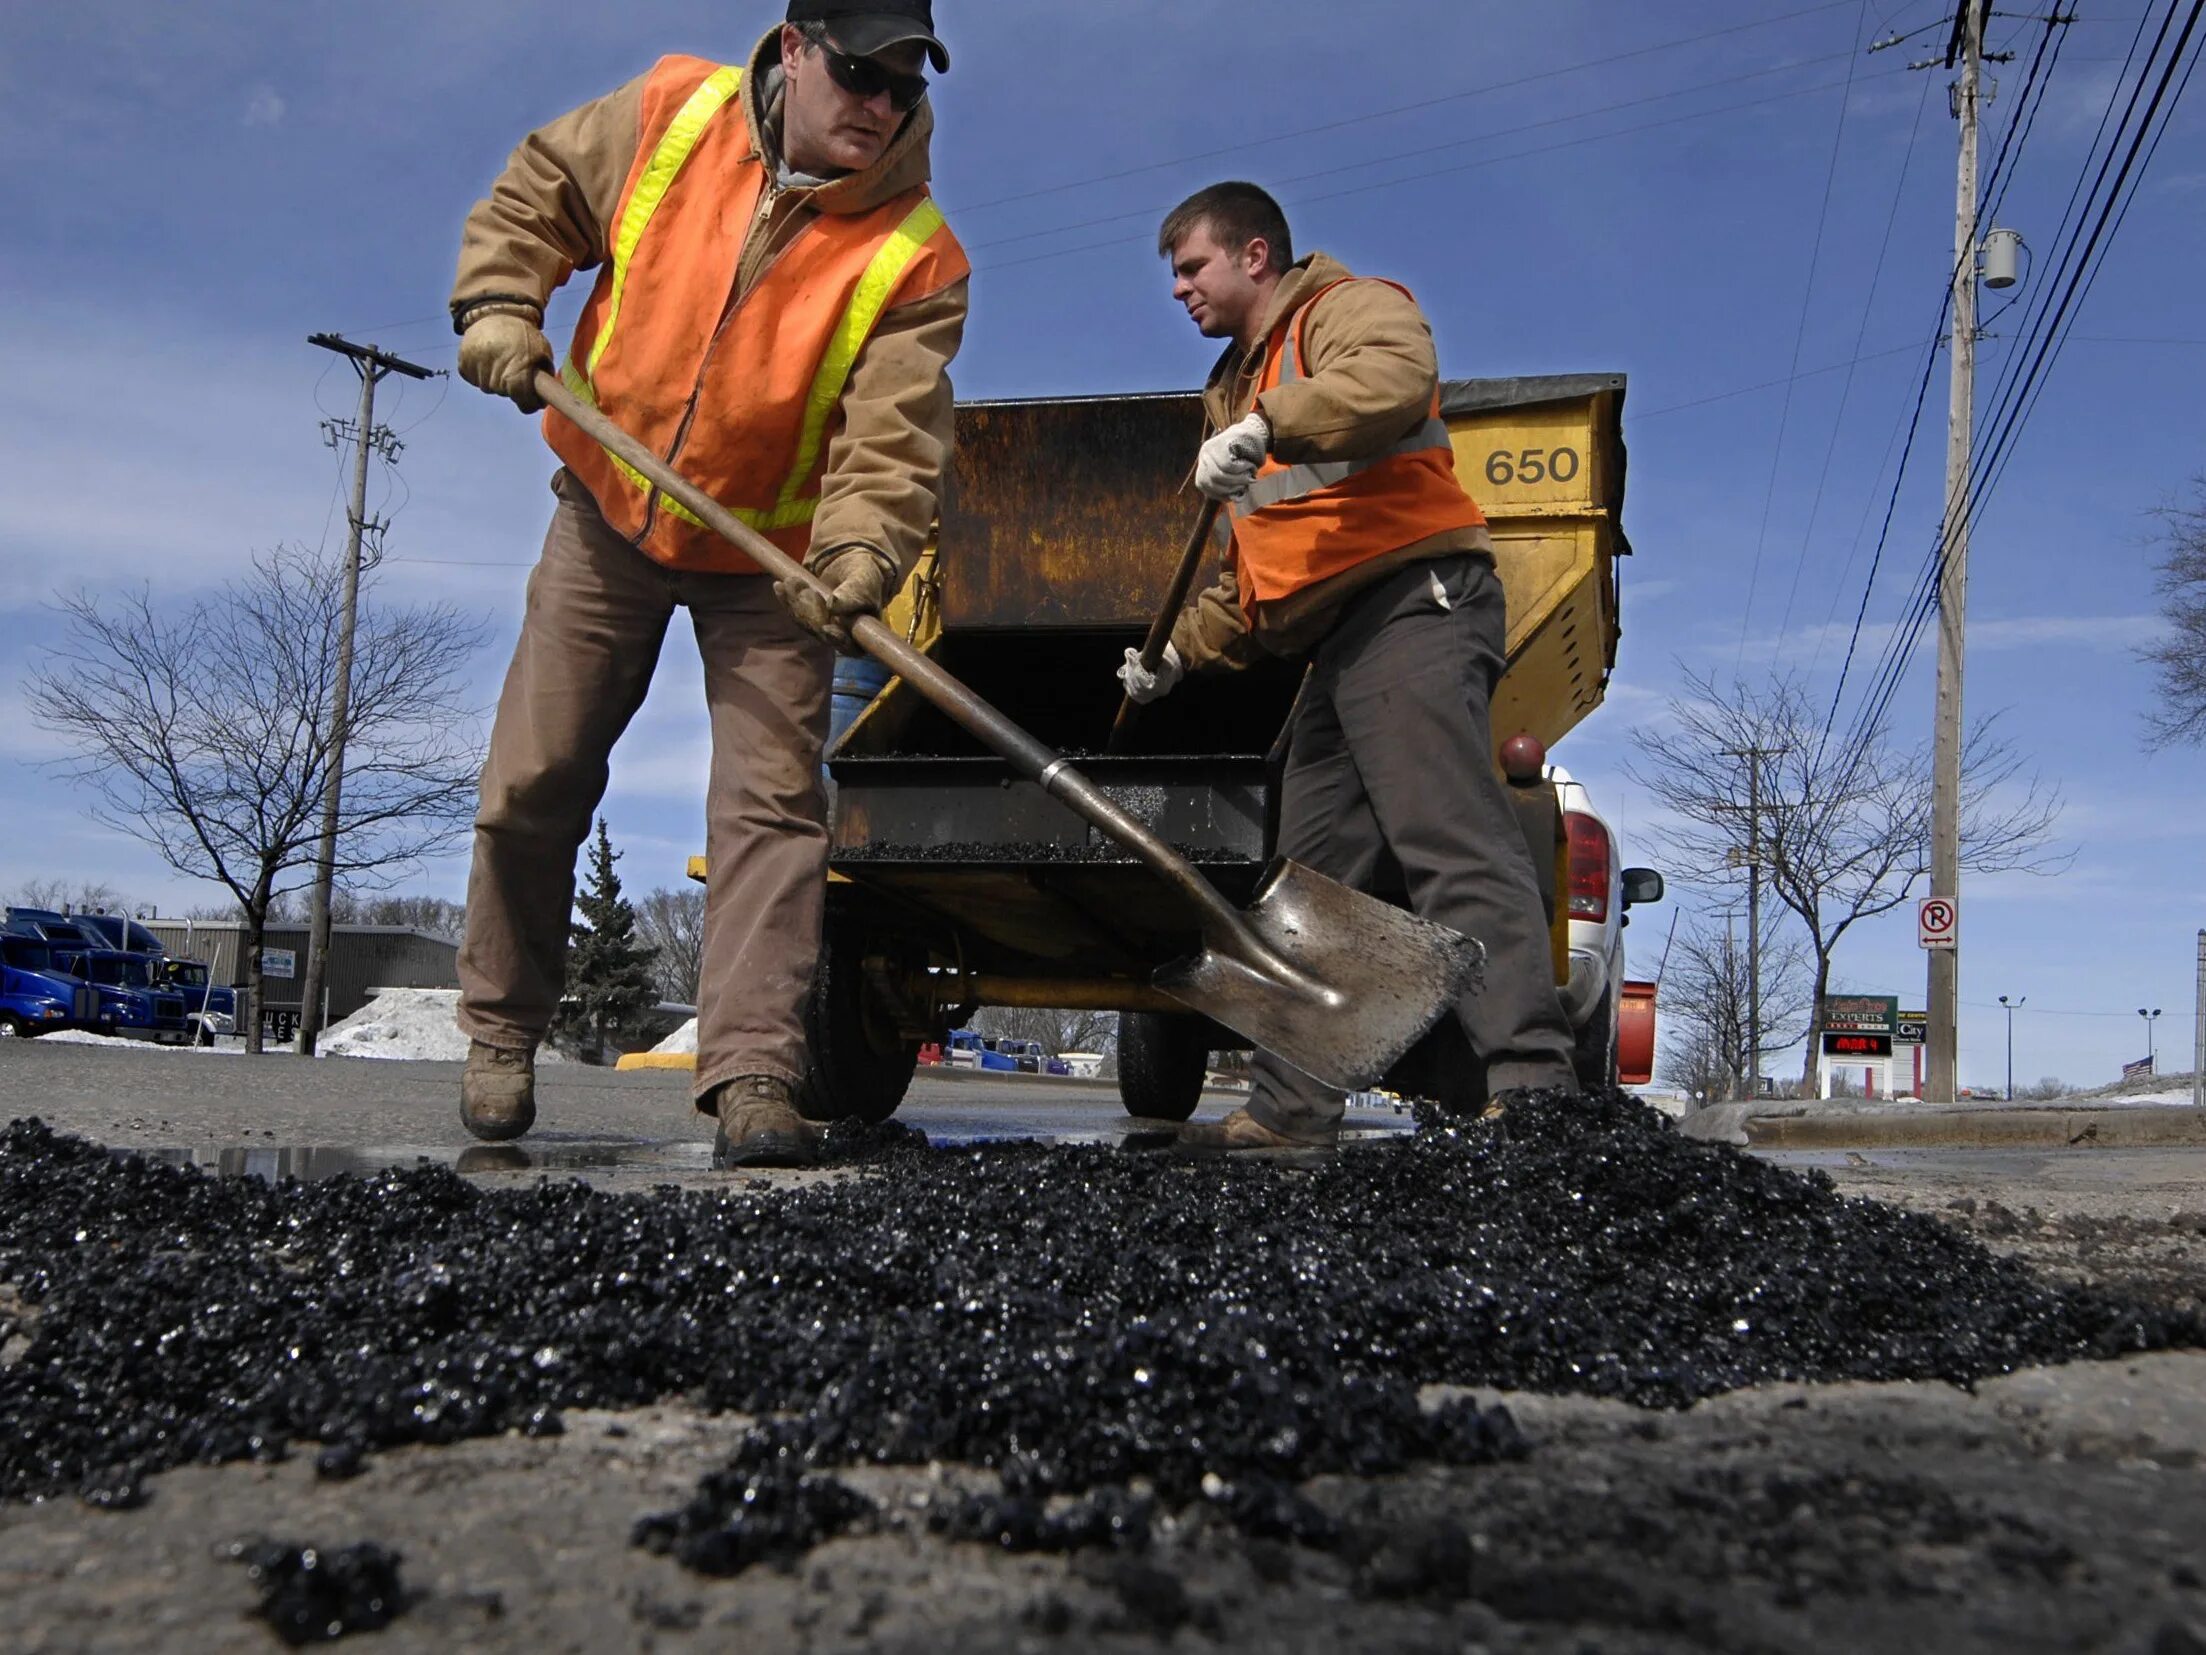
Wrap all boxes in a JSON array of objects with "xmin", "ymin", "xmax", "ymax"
[
  {"xmin": 1228, "ymin": 278, "xmax": 1487, "ymax": 614},
  {"xmin": 545, "ymin": 56, "xmax": 970, "ymax": 573}
]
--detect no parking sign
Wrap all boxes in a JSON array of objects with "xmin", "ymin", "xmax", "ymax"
[{"xmin": 1918, "ymin": 897, "xmax": 1957, "ymax": 950}]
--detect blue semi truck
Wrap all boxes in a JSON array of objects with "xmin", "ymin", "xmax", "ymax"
[
  {"xmin": 0, "ymin": 932, "xmax": 109, "ymax": 1038},
  {"xmin": 1, "ymin": 909, "xmax": 209, "ymax": 1044}
]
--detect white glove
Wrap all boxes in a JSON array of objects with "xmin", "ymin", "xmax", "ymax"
[
  {"xmin": 1118, "ymin": 642, "xmax": 1184, "ymax": 705},
  {"xmin": 1195, "ymin": 412, "xmax": 1270, "ymax": 501}
]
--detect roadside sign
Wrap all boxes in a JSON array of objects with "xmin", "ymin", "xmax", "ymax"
[
  {"xmin": 258, "ymin": 947, "xmax": 296, "ymax": 980},
  {"xmin": 1821, "ymin": 995, "xmax": 1898, "ymax": 1036},
  {"xmin": 1822, "ymin": 1032, "xmax": 1895, "ymax": 1058},
  {"xmin": 1918, "ymin": 897, "xmax": 1957, "ymax": 950},
  {"xmin": 1894, "ymin": 1013, "xmax": 1927, "ymax": 1044}
]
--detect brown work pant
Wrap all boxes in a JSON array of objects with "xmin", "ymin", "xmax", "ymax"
[
  {"xmin": 1246, "ymin": 555, "xmax": 1578, "ymax": 1138},
  {"xmin": 457, "ymin": 472, "xmax": 831, "ymax": 1105}
]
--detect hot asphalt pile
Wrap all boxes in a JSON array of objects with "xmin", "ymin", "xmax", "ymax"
[
  {"xmin": 223, "ymin": 1539, "xmax": 408, "ymax": 1647},
  {"xmin": 2, "ymin": 1090, "xmax": 2198, "ymax": 1587}
]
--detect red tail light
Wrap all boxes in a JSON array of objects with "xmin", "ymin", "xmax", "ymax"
[{"xmin": 1565, "ymin": 812, "xmax": 1611, "ymax": 923}]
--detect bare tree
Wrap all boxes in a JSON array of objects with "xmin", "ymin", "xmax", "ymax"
[
  {"xmin": 635, "ymin": 885, "xmax": 707, "ymax": 1006},
  {"xmin": 8, "ymin": 878, "xmax": 130, "ymax": 917},
  {"xmin": 2142, "ymin": 479, "xmax": 2206, "ymax": 748},
  {"xmin": 1656, "ymin": 916, "xmax": 1813, "ymax": 1102},
  {"xmin": 1626, "ymin": 670, "xmax": 2064, "ymax": 1090},
  {"xmin": 1657, "ymin": 1023, "xmax": 1731, "ymax": 1108},
  {"xmin": 26, "ymin": 545, "xmax": 485, "ymax": 1052},
  {"xmin": 968, "ymin": 1005, "xmax": 1119, "ymax": 1059}
]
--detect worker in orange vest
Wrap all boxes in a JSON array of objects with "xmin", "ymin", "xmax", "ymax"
[
  {"xmin": 448, "ymin": 1, "xmax": 966, "ymax": 1169},
  {"xmin": 1121, "ymin": 181, "xmax": 1578, "ymax": 1149}
]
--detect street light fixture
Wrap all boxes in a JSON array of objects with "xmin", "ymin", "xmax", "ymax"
[
  {"xmin": 2139, "ymin": 1007, "xmax": 2163, "ymax": 1074},
  {"xmin": 1998, "ymin": 994, "xmax": 2025, "ymax": 1101}
]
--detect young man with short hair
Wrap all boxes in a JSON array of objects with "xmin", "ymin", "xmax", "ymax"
[
  {"xmin": 1125, "ymin": 181, "xmax": 1577, "ymax": 1149},
  {"xmin": 448, "ymin": 1, "xmax": 966, "ymax": 1168}
]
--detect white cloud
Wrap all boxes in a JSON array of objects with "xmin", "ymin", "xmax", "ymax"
[{"xmin": 243, "ymin": 85, "xmax": 286, "ymax": 128}]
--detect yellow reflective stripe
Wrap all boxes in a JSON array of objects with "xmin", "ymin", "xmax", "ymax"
[
  {"xmin": 772, "ymin": 196, "xmax": 949, "ymax": 516},
  {"xmin": 581, "ymin": 64, "xmax": 744, "ymax": 382},
  {"xmin": 563, "ymin": 357, "xmax": 817, "ymax": 535}
]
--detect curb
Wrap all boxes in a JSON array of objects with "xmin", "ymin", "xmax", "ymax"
[
  {"xmin": 1739, "ymin": 1106, "xmax": 2206, "ymax": 1150},
  {"xmin": 613, "ymin": 1052, "xmax": 696, "ymax": 1072}
]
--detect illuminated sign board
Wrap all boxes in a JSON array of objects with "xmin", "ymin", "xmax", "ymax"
[{"xmin": 1821, "ymin": 1032, "xmax": 1895, "ymax": 1058}]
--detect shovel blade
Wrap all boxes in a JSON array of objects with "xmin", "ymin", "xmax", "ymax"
[{"xmin": 1151, "ymin": 858, "xmax": 1485, "ymax": 1091}]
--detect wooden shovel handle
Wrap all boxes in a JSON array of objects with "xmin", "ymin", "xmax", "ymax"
[{"xmin": 1107, "ymin": 496, "xmax": 1225, "ymax": 753}]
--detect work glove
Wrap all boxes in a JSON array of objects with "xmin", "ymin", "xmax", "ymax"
[
  {"xmin": 1117, "ymin": 641, "xmax": 1184, "ymax": 705},
  {"xmin": 458, "ymin": 311, "xmax": 554, "ymax": 413},
  {"xmin": 1195, "ymin": 411, "xmax": 1270, "ymax": 502},
  {"xmin": 779, "ymin": 545, "xmax": 893, "ymax": 653}
]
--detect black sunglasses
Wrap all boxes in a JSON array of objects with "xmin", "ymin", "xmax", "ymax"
[{"xmin": 819, "ymin": 47, "xmax": 929, "ymax": 114}]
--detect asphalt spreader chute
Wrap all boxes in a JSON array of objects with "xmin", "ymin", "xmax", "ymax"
[{"xmin": 537, "ymin": 370, "xmax": 1481, "ymax": 1091}]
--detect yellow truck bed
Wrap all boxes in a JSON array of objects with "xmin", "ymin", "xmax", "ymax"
[{"xmin": 866, "ymin": 372, "xmax": 1629, "ymax": 756}]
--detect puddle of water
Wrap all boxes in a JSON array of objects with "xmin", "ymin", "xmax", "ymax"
[
  {"xmin": 120, "ymin": 1113, "xmax": 1411, "ymax": 1184},
  {"xmin": 125, "ymin": 1141, "xmax": 714, "ymax": 1182}
]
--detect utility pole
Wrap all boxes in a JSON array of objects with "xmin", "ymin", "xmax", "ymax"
[
  {"xmin": 1927, "ymin": 0, "xmax": 1989, "ymax": 1106},
  {"xmin": 2194, "ymin": 931, "xmax": 2204, "ymax": 1111},
  {"xmin": 296, "ymin": 334, "xmax": 436, "ymax": 1056},
  {"xmin": 1998, "ymin": 993, "xmax": 2023, "ymax": 1100},
  {"xmin": 1723, "ymin": 746, "xmax": 1784, "ymax": 1101}
]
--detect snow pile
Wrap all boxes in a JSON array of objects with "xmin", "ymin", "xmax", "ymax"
[
  {"xmin": 34, "ymin": 1030, "xmax": 226, "ymax": 1053},
  {"xmin": 651, "ymin": 1018, "xmax": 699, "ymax": 1055},
  {"xmin": 317, "ymin": 989, "xmax": 564, "ymax": 1064}
]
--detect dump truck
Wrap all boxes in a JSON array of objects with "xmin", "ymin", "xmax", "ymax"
[{"xmin": 697, "ymin": 374, "xmax": 1659, "ymax": 1120}]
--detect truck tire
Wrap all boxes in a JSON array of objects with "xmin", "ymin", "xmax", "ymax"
[
  {"xmin": 0, "ymin": 1014, "xmax": 27, "ymax": 1039},
  {"xmin": 1116, "ymin": 1012, "xmax": 1209, "ymax": 1121},
  {"xmin": 1572, "ymin": 986, "xmax": 1618, "ymax": 1093},
  {"xmin": 796, "ymin": 925, "xmax": 919, "ymax": 1125}
]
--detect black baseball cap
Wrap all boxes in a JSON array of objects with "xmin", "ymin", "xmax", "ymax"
[{"xmin": 786, "ymin": 0, "xmax": 948, "ymax": 73}]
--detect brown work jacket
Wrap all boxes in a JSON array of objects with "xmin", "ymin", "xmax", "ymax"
[
  {"xmin": 1172, "ymin": 252, "xmax": 1494, "ymax": 671},
  {"xmin": 452, "ymin": 28, "xmax": 968, "ymax": 579}
]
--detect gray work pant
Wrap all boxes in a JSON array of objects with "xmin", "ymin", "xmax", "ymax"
[
  {"xmin": 457, "ymin": 471, "xmax": 832, "ymax": 1105},
  {"xmin": 1245, "ymin": 555, "xmax": 1578, "ymax": 1138}
]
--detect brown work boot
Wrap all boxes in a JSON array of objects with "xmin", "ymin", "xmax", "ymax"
[
  {"xmin": 460, "ymin": 1041, "xmax": 536, "ymax": 1142},
  {"xmin": 709, "ymin": 1075, "xmax": 821, "ymax": 1170},
  {"xmin": 1172, "ymin": 1107, "xmax": 1337, "ymax": 1153}
]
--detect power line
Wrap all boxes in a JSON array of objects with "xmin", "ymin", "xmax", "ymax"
[
  {"xmin": 974, "ymin": 64, "xmax": 1913, "ymax": 276},
  {"xmin": 1735, "ymin": 0, "xmax": 1877, "ymax": 672},
  {"xmin": 947, "ymin": 0, "xmax": 1871, "ymax": 216},
  {"xmin": 1825, "ymin": 0, "xmax": 2198, "ymax": 792},
  {"xmin": 967, "ymin": 47, "xmax": 1868, "ymax": 256},
  {"xmin": 1774, "ymin": 65, "xmax": 1938, "ymax": 649}
]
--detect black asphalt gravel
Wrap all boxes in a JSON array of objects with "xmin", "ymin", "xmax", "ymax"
[{"xmin": 2, "ymin": 1089, "xmax": 2197, "ymax": 1605}]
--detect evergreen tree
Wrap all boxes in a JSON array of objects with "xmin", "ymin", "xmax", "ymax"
[{"xmin": 558, "ymin": 819, "xmax": 659, "ymax": 1061}]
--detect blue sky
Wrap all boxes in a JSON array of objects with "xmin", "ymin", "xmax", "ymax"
[{"xmin": 2, "ymin": 1, "xmax": 2200, "ymax": 1089}]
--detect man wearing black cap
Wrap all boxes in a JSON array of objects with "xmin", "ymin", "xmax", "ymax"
[{"xmin": 447, "ymin": 4, "xmax": 967, "ymax": 1168}]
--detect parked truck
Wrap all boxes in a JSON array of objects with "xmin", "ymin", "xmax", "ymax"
[
  {"xmin": 2, "ymin": 909, "xmax": 194, "ymax": 1044},
  {"xmin": 0, "ymin": 932, "xmax": 109, "ymax": 1037},
  {"xmin": 693, "ymin": 375, "xmax": 1663, "ymax": 1122}
]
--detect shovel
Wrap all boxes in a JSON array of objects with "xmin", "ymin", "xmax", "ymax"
[
  {"xmin": 535, "ymin": 371, "xmax": 1482, "ymax": 1089},
  {"xmin": 1105, "ymin": 496, "xmax": 1222, "ymax": 754}
]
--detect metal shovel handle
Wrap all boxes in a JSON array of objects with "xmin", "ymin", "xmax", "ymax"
[{"xmin": 534, "ymin": 371, "xmax": 1273, "ymax": 955}]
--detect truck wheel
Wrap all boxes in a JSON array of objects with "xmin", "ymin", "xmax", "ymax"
[
  {"xmin": 0, "ymin": 1014, "xmax": 27, "ymax": 1039},
  {"xmin": 796, "ymin": 926, "xmax": 919, "ymax": 1125},
  {"xmin": 1572, "ymin": 987, "xmax": 1618, "ymax": 1093},
  {"xmin": 1116, "ymin": 1012, "xmax": 1209, "ymax": 1121}
]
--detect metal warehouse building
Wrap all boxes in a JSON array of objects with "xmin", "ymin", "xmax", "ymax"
[{"xmin": 143, "ymin": 921, "xmax": 460, "ymax": 1026}]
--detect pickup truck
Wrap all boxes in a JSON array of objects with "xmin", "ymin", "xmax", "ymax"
[
  {"xmin": 0, "ymin": 933, "xmax": 108, "ymax": 1037},
  {"xmin": 1550, "ymin": 765, "xmax": 1663, "ymax": 1091}
]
